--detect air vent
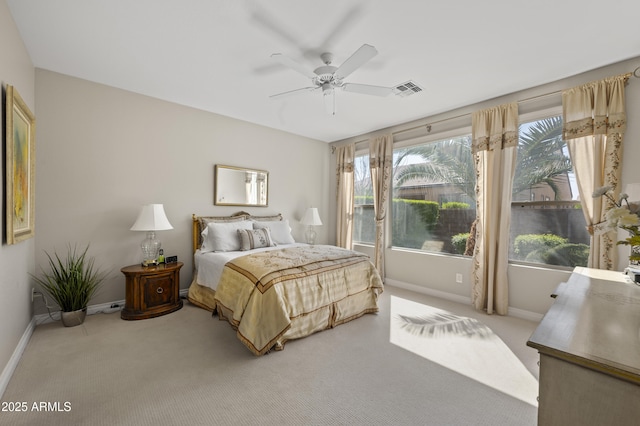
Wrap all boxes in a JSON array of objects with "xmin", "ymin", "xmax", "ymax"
[{"xmin": 393, "ymin": 80, "xmax": 423, "ymax": 98}]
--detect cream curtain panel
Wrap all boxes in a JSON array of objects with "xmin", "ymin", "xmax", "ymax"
[
  {"xmin": 335, "ymin": 144, "xmax": 355, "ymax": 249},
  {"xmin": 562, "ymin": 74, "xmax": 630, "ymax": 270},
  {"xmin": 369, "ymin": 134, "xmax": 393, "ymax": 279},
  {"xmin": 471, "ymin": 102, "xmax": 518, "ymax": 315}
]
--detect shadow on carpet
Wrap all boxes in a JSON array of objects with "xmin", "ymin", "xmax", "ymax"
[{"xmin": 389, "ymin": 296, "xmax": 539, "ymax": 406}]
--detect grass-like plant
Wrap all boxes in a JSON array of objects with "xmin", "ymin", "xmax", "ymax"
[{"xmin": 31, "ymin": 245, "xmax": 107, "ymax": 312}]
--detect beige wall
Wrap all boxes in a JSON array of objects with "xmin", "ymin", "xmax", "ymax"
[
  {"xmin": 332, "ymin": 56, "xmax": 640, "ymax": 317},
  {"xmin": 0, "ymin": 0, "xmax": 36, "ymax": 391},
  {"xmin": 3, "ymin": 0, "xmax": 640, "ymax": 389},
  {"xmin": 34, "ymin": 69, "xmax": 330, "ymax": 310}
]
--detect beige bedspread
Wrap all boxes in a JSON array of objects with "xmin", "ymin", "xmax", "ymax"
[{"xmin": 214, "ymin": 245, "xmax": 383, "ymax": 355}]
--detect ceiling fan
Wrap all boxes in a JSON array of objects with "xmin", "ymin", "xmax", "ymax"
[{"xmin": 269, "ymin": 44, "xmax": 393, "ymax": 116}]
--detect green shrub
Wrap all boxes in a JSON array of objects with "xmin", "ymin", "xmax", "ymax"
[
  {"xmin": 355, "ymin": 195, "xmax": 374, "ymax": 205},
  {"xmin": 513, "ymin": 234, "xmax": 567, "ymax": 260},
  {"xmin": 523, "ymin": 249, "xmax": 546, "ymax": 264},
  {"xmin": 451, "ymin": 233, "xmax": 470, "ymax": 255},
  {"xmin": 391, "ymin": 199, "xmax": 440, "ymax": 247},
  {"xmin": 544, "ymin": 243, "xmax": 589, "ymax": 267},
  {"xmin": 442, "ymin": 202, "xmax": 470, "ymax": 210},
  {"xmin": 403, "ymin": 199, "xmax": 439, "ymax": 227}
]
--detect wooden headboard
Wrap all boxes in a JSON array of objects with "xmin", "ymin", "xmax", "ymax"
[{"xmin": 191, "ymin": 211, "xmax": 283, "ymax": 254}]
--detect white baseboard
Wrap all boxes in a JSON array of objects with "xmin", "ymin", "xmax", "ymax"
[
  {"xmin": 505, "ymin": 306, "xmax": 543, "ymax": 322},
  {"xmin": 0, "ymin": 317, "xmax": 36, "ymax": 399},
  {"xmin": 385, "ymin": 278, "xmax": 472, "ymax": 305},
  {"xmin": 34, "ymin": 298, "xmax": 127, "ymax": 325},
  {"xmin": 384, "ymin": 279, "xmax": 543, "ymax": 322},
  {"xmin": 34, "ymin": 288, "xmax": 190, "ymax": 325}
]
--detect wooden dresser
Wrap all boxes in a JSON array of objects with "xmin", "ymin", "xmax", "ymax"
[{"xmin": 527, "ymin": 267, "xmax": 640, "ymax": 425}]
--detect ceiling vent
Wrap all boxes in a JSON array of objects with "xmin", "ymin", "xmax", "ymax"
[{"xmin": 393, "ymin": 80, "xmax": 423, "ymax": 98}]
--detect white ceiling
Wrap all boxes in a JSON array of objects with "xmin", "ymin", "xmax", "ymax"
[{"xmin": 7, "ymin": 0, "xmax": 640, "ymax": 143}]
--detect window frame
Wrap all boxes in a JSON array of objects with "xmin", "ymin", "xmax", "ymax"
[
  {"xmin": 509, "ymin": 105, "xmax": 585, "ymax": 271},
  {"xmin": 389, "ymin": 126, "xmax": 473, "ymax": 255},
  {"xmin": 351, "ymin": 105, "xmax": 584, "ymax": 271},
  {"xmin": 353, "ymin": 148, "xmax": 375, "ymax": 245}
]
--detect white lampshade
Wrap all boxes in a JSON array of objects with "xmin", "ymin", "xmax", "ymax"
[
  {"xmin": 130, "ymin": 204, "xmax": 172, "ymax": 266},
  {"xmin": 302, "ymin": 207, "xmax": 322, "ymax": 245},
  {"xmin": 302, "ymin": 208, "xmax": 323, "ymax": 226},
  {"xmin": 130, "ymin": 204, "xmax": 173, "ymax": 231}
]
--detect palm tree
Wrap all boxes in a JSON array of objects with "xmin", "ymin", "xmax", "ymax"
[
  {"xmin": 393, "ymin": 117, "xmax": 571, "ymax": 201},
  {"xmin": 512, "ymin": 117, "xmax": 571, "ymax": 200},
  {"xmin": 394, "ymin": 135, "xmax": 475, "ymax": 200}
]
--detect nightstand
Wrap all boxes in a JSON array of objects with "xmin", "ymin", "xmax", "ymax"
[{"xmin": 120, "ymin": 262, "xmax": 183, "ymax": 320}]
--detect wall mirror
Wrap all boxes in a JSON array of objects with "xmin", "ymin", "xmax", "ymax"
[{"xmin": 214, "ymin": 164, "xmax": 269, "ymax": 207}]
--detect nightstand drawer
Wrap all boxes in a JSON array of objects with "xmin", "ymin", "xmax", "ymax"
[
  {"xmin": 142, "ymin": 273, "xmax": 175, "ymax": 309},
  {"xmin": 121, "ymin": 262, "xmax": 183, "ymax": 320}
]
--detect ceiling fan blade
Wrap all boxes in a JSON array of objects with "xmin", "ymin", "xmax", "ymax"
[
  {"xmin": 318, "ymin": 4, "xmax": 366, "ymax": 49},
  {"xmin": 269, "ymin": 86, "xmax": 318, "ymax": 100},
  {"xmin": 342, "ymin": 83, "xmax": 393, "ymax": 97},
  {"xmin": 334, "ymin": 44, "xmax": 378, "ymax": 80},
  {"xmin": 271, "ymin": 53, "xmax": 317, "ymax": 79},
  {"xmin": 251, "ymin": 6, "xmax": 301, "ymax": 49}
]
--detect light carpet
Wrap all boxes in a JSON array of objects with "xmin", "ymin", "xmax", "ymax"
[
  {"xmin": 1, "ymin": 285, "xmax": 539, "ymax": 425},
  {"xmin": 390, "ymin": 296, "xmax": 539, "ymax": 406}
]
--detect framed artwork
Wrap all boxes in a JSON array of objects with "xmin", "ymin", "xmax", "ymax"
[{"xmin": 5, "ymin": 85, "xmax": 36, "ymax": 244}]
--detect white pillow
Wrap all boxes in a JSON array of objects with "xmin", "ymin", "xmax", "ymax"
[
  {"xmin": 238, "ymin": 228, "xmax": 275, "ymax": 251},
  {"xmin": 253, "ymin": 220, "xmax": 295, "ymax": 245},
  {"xmin": 201, "ymin": 221, "xmax": 252, "ymax": 252}
]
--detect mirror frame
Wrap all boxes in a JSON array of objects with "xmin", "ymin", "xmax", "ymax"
[{"xmin": 214, "ymin": 164, "xmax": 269, "ymax": 207}]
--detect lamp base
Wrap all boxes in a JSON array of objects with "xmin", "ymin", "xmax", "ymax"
[
  {"xmin": 140, "ymin": 231, "xmax": 161, "ymax": 266},
  {"xmin": 306, "ymin": 226, "xmax": 317, "ymax": 245}
]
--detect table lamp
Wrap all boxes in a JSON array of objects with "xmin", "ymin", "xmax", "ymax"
[
  {"xmin": 302, "ymin": 207, "xmax": 322, "ymax": 245},
  {"xmin": 130, "ymin": 204, "xmax": 173, "ymax": 266}
]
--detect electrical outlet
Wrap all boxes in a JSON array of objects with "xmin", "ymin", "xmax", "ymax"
[{"xmin": 455, "ymin": 273, "xmax": 463, "ymax": 284}]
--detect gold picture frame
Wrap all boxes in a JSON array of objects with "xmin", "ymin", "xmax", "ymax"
[
  {"xmin": 6, "ymin": 85, "xmax": 36, "ymax": 244},
  {"xmin": 214, "ymin": 164, "xmax": 269, "ymax": 207}
]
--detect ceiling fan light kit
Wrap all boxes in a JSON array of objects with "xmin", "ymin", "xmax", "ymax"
[
  {"xmin": 270, "ymin": 44, "xmax": 405, "ymax": 116},
  {"xmin": 322, "ymin": 83, "xmax": 336, "ymax": 116}
]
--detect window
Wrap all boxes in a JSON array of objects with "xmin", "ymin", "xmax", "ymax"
[
  {"xmin": 353, "ymin": 153, "xmax": 375, "ymax": 244},
  {"xmin": 353, "ymin": 111, "xmax": 589, "ymax": 269},
  {"xmin": 391, "ymin": 135, "xmax": 475, "ymax": 254},
  {"xmin": 509, "ymin": 114, "xmax": 589, "ymax": 268}
]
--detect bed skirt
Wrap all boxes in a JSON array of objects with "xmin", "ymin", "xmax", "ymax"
[
  {"xmin": 216, "ymin": 287, "xmax": 379, "ymax": 353},
  {"xmin": 187, "ymin": 277, "xmax": 217, "ymax": 312},
  {"xmin": 188, "ymin": 275, "xmax": 380, "ymax": 353}
]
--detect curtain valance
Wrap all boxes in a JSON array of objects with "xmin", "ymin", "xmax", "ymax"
[
  {"xmin": 471, "ymin": 103, "xmax": 518, "ymax": 155},
  {"xmin": 562, "ymin": 73, "xmax": 630, "ymax": 140}
]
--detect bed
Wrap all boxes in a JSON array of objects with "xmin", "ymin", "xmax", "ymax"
[{"xmin": 188, "ymin": 212, "xmax": 384, "ymax": 355}]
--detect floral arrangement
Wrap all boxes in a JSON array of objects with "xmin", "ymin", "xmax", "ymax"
[{"xmin": 593, "ymin": 186, "xmax": 640, "ymax": 262}]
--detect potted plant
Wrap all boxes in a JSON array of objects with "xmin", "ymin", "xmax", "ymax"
[{"xmin": 32, "ymin": 245, "xmax": 107, "ymax": 327}]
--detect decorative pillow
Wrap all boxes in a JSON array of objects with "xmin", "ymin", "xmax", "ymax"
[
  {"xmin": 237, "ymin": 228, "xmax": 275, "ymax": 251},
  {"xmin": 253, "ymin": 220, "xmax": 295, "ymax": 245},
  {"xmin": 201, "ymin": 220, "xmax": 252, "ymax": 252},
  {"xmin": 198, "ymin": 214, "xmax": 249, "ymax": 230},
  {"xmin": 197, "ymin": 215, "xmax": 249, "ymax": 248},
  {"xmin": 249, "ymin": 214, "xmax": 283, "ymax": 222}
]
